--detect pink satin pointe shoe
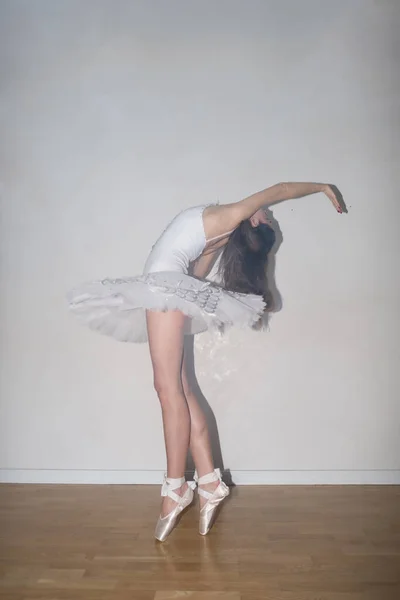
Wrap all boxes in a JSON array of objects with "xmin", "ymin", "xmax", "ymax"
[
  {"xmin": 154, "ymin": 475, "xmax": 196, "ymax": 542},
  {"xmin": 194, "ymin": 468, "xmax": 230, "ymax": 536}
]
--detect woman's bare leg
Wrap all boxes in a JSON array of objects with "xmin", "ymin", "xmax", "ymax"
[
  {"xmin": 146, "ymin": 309, "xmax": 190, "ymax": 517},
  {"xmin": 181, "ymin": 351, "xmax": 219, "ymax": 507}
]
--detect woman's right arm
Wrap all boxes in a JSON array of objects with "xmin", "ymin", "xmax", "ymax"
[
  {"xmin": 207, "ymin": 182, "xmax": 342, "ymax": 235},
  {"xmin": 238, "ymin": 182, "xmax": 340, "ymax": 217}
]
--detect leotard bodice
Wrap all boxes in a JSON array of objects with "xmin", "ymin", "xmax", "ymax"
[{"xmin": 143, "ymin": 205, "xmax": 231, "ymax": 275}]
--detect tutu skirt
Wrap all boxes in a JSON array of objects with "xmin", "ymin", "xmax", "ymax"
[{"xmin": 67, "ymin": 271, "xmax": 266, "ymax": 343}]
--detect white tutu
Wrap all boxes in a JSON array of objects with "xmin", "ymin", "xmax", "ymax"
[{"xmin": 67, "ymin": 271, "xmax": 266, "ymax": 343}]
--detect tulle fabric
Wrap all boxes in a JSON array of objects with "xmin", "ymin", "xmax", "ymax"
[{"xmin": 67, "ymin": 271, "xmax": 265, "ymax": 343}]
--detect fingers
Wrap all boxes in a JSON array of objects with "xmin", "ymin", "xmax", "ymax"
[{"xmin": 331, "ymin": 193, "xmax": 342, "ymax": 213}]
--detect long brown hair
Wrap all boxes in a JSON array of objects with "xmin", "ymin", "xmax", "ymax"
[{"xmin": 217, "ymin": 220, "xmax": 276, "ymax": 309}]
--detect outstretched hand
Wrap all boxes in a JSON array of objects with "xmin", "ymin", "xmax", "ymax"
[{"xmin": 323, "ymin": 184, "xmax": 346, "ymax": 214}]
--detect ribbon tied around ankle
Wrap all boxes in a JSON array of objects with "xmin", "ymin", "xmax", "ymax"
[{"xmin": 161, "ymin": 476, "xmax": 196, "ymax": 497}]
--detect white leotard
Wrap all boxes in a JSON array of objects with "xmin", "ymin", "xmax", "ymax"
[
  {"xmin": 67, "ymin": 204, "xmax": 265, "ymax": 343},
  {"xmin": 143, "ymin": 205, "xmax": 233, "ymax": 275}
]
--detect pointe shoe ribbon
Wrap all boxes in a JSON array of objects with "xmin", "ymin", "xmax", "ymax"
[{"xmin": 161, "ymin": 476, "xmax": 196, "ymax": 499}]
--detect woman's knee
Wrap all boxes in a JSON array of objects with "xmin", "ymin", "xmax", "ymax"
[
  {"xmin": 184, "ymin": 393, "xmax": 208, "ymax": 436},
  {"xmin": 153, "ymin": 374, "xmax": 183, "ymax": 408},
  {"xmin": 191, "ymin": 412, "xmax": 208, "ymax": 438}
]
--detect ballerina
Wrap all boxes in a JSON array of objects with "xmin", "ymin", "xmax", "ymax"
[{"xmin": 67, "ymin": 181, "xmax": 343, "ymax": 541}]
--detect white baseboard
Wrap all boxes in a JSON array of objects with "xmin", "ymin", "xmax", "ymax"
[{"xmin": 0, "ymin": 469, "xmax": 399, "ymax": 485}]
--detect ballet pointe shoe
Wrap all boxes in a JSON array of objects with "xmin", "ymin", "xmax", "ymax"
[
  {"xmin": 154, "ymin": 475, "xmax": 196, "ymax": 542},
  {"xmin": 194, "ymin": 468, "xmax": 230, "ymax": 536}
]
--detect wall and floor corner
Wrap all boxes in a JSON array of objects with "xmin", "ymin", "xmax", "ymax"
[{"xmin": 0, "ymin": 0, "xmax": 399, "ymax": 486}]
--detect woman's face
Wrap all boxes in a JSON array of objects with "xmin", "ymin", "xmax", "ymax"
[{"xmin": 249, "ymin": 208, "xmax": 272, "ymax": 228}]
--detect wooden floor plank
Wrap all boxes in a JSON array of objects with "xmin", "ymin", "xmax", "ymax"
[
  {"xmin": 154, "ymin": 594, "xmax": 241, "ymax": 599},
  {"xmin": 0, "ymin": 484, "xmax": 399, "ymax": 599}
]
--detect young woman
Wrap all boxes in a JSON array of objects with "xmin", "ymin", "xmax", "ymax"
[{"xmin": 68, "ymin": 181, "xmax": 342, "ymax": 541}]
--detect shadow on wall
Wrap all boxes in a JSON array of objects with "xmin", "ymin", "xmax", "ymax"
[
  {"xmin": 264, "ymin": 208, "xmax": 283, "ymax": 318},
  {"xmin": 184, "ymin": 210, "xmax": 284, "ymax": 484}
]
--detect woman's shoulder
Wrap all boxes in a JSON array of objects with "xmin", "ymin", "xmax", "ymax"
[
  {"xmin": 201, "ymin": 202, "xmax": 241, "ymax": 242},
  {"xmin": 179, "ymin": 203, "xmax": 217, "ymax": 216}
]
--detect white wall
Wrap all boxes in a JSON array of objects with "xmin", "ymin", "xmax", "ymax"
[{"xmin": 1, "ymin": 0, "xmax": 399, "ymax": 484}]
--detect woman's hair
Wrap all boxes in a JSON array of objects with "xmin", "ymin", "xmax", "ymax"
[{"xmin": 217, "ymin": 220, "xmax": 276, "ymax": 310}]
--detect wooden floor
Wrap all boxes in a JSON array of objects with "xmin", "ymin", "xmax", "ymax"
[{"xmin": 0, "ymin": 484, "xmax": 399, "ymax": 600}]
